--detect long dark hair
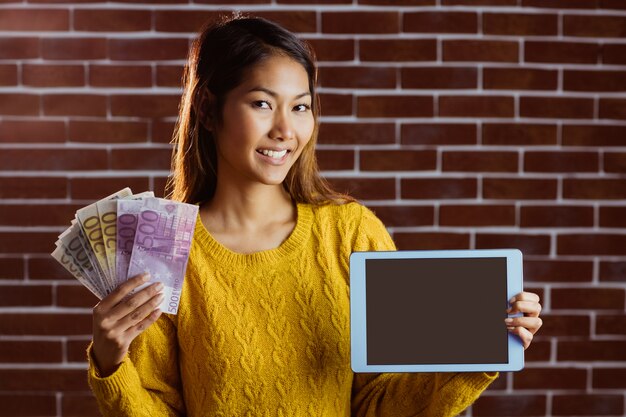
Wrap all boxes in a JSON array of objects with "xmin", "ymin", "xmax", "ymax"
[{"xmin": 165, "ymin": 12, "xmax": 355, "ymax": 206}]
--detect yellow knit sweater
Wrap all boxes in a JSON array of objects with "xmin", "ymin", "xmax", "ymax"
[{"xmin": 87, "ymin": 201, "xmax": 498, "ymax": 416}]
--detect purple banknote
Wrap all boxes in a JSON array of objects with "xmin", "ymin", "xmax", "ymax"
[
  {"xmin": 126, "ymin": 197, "xmax": 198, "ymax": 314},
  {"xmin": 116, "ymin": 199, "xmax": 144, "ymax": 287}
]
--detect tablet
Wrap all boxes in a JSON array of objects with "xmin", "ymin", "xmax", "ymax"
[{"xmin": 350, "ymin": 249, "xmax": 524, "ymax": 373}]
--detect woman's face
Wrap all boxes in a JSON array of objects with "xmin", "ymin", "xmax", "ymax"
[{"xmin": 211, "ymin": 54, "xmax": 315, "ymax": 188}]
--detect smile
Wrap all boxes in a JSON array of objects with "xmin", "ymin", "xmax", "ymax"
[
  {"xmin": 256, "ymin": 149, "xmax": 289, "ymax": 159},
  {"xmin": 255, "ymin": 148, "xmax": 291, "ymax": 165}
]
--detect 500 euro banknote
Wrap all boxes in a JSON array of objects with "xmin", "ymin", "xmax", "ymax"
[
  {"xmin": 114, "ymin": 191, "xmax": 155, "ymax": 287},
  {"xmin": 126, "ymin": 197, "xmax": 198, "ymax": 314},
  {"xmin": 52, "ymin": 189, "xmax": 197, "ymax": 315}
]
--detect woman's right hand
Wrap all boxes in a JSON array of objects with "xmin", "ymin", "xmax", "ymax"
[{"xmin": 91, "ymin": 272, "xmax": 164, "ymax": 377}]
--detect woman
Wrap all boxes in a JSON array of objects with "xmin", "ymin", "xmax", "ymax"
[{"xmin": 87, "ymin": 13, "xmax": 542, "ymax": 416}]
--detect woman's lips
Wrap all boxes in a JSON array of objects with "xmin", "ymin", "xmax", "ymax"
[{"xmin": 255, "ymin": 149, "xmax": 290, "ymax": 165}]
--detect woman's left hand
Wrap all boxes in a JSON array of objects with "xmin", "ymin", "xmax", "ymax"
[{"xmin": 505, "ymin": 291, "xmax": 543, "ymax": 350}]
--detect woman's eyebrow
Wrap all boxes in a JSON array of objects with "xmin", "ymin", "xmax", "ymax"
[{"xmin": 247, "ymin": 86, "xmax": 310, "ymax": 99}]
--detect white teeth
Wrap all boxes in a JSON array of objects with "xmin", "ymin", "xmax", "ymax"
[{"xmin": 259, "ymin": 149, "xmax": 287, "ymax": 159}]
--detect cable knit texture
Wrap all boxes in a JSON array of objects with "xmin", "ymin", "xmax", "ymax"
[{"xmin": 87, "ymin": 201, "xmax": 498, "ymax": 416}]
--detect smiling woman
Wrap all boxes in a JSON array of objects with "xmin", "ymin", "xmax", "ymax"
[
  {"xmin": 166, "ymin": 14, "xmax": 353, "ymax": 208},
  {"xmin": 199, "ymin": 55, "xmax": 315, "ymax": 194},
  {"xmin": 85, "ymin": 12, "xmax": 542, "ymax": 417}
]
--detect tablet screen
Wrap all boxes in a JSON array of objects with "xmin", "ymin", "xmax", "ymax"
[{"xmin": 366, "ymin": 257, "xmax": 508, "ymax": 365}]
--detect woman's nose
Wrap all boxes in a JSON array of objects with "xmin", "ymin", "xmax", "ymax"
[{"xmin": 270, "ymin": 108, "xmax": 295, "ymax": 141}]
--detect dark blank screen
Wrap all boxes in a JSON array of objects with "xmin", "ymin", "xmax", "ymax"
[{"xmin": 366, "ymin": 257, "xmax": 508, "ymax": 365}]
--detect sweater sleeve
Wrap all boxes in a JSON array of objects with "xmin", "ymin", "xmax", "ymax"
[
  {"xmin": 353, "ymin": 204, "xmax": 397, "ymax": 253},
  {"xmin": 350, "ymin": 204, "xmax": 498, "ymax": 417},
  {"xmin": 87, "ymin": 313, "xmax": 185, "ymax": 417}
]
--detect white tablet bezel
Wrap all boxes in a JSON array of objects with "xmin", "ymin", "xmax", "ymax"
[{"xmin": 350, "ymin": 248, "xmax": 524, "ymax": 373}]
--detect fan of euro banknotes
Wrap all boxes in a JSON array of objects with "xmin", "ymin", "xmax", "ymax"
[{"xmin": 51, "ymin": 188, "xmax": 199, "ymax": 315}]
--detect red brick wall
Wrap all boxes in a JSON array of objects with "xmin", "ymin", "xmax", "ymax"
[{"xmin": 1, "ymin": 1, "xmax": 625, "ymax": 416}]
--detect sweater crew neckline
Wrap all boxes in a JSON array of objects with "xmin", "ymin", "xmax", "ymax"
[{"xmin": 193, "ymin": 202, "xmax": 314, "ymax": 268}]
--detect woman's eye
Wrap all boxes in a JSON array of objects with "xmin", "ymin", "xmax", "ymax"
[
  {"xmin": 253, "ymin": 101, "xmax": 311, "ymax": 112},
  {"xmin": 254, "ymin": 100, "xmax": 272, "ymax": 109},
  {"xmin": 295, "ymin": 104, "xmax": 311, "ymax": 112}
]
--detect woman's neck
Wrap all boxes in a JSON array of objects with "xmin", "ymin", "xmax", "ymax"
[{"xmin": 200, "ymin": 180, "xmax": 295, "ymax": 234}]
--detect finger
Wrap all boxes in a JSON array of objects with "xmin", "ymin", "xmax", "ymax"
[
  {"xmin": 96, "ymin": 272, "xmax": 151, "ymax": 311},
  {"xmin": 507, "ymin": 325, "xmax": 534, "ymax": 350},
  {"xmin": 509, "ymin": 291, "xmax": 540, "ymax": 304},
  {"xmin": 504, "ymin": 316, "xmax": 543, "ymax": 334},
  {"xmin": 108, "ymin": 281, "xmax": 164, "ymax": 322},
  {"xmin": 119, "ymin": 290, "xmax": 165, "ymax": 331},
  {"xmin": 126, "ymin": 307, "xmax": 163, "ymax": 338},
  {"xmin": 507, "ymin": 300, "xmax": 542, "ymax": 317}
]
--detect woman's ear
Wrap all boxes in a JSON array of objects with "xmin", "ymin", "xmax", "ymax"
[{"xmin": 197, "ymin": 87, "xmax": 216, "ymax": 132}]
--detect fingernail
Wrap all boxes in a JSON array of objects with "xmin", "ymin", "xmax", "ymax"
[
  {"xmin": 142, "ymin": 273, "xmax": 151, "ymax": 281},
  {"xmin": 155, "ymin": 282, "xmax": 164, "ymax": 291},
  {"xmin": 505, "ymin": 318, "xmax": 513, "ymax": 324}
]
